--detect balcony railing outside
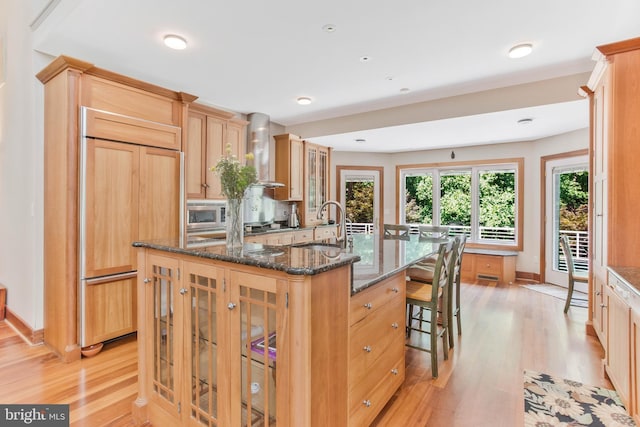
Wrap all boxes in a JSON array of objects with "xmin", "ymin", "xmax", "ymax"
[{"xmin": 344, "ymin": 223, "xmax": 589, "ymax": 273}]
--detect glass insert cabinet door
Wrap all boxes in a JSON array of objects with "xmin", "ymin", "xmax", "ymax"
[
  {"xmin": 144, "ymin": 253, "xmax": 283, "ymax": 427},
  {"xmin": 186, "ymin": 261, "xmax": 224, "ymax": 426},
  {"xmin": 146, "ymin": 254, "xmax": 183, "ymax": 418},
  {"xmin": 228, "ymin": 270, "xmax": 279, "ymax": 427}
]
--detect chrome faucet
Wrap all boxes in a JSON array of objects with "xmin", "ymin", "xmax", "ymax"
[{"xmin": 317, "ymin": 200, "xmax": 349, "ymax": 248}]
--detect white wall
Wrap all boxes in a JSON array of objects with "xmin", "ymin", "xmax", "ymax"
[
  {"xmin": 331, "ymin": 128, "xmax": 589, "ymax": 275},
  {"xmin": 0, "ymin": 0, "xmax": 51, "ymax": 330}
]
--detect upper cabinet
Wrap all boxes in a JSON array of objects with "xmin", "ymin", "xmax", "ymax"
[
  {"xmin": 186, "ymin": 104, "xmax": 247, "ymax": 200},
  {"xmin": 303, "ymin": 142, "xmax": 331, "ymax": 227},
  {"xmin": 273, "ymin": 133, "xmax": 304, "ymax": 201},
  {"xmin": 585, "ymin": 37, "xmax": 640, "ymax": 292},
  {"xmin": 272, "ymin": 134, "xmax": 332, "ymax": 227}
]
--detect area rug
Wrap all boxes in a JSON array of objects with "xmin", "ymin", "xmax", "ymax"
[
  {"xmin": 521, "ymin": 284, "xmax": 588, "ymax": 308},
  {"xmin": 524, "ymin": 369, "xmax": 636, "ymax": 426}
]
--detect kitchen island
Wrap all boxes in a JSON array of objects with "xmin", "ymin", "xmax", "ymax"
[{"xmin": 132, "ymin": 234, "xmax": 441, "ymax": 426}]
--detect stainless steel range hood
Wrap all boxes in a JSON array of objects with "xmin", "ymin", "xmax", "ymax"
[{"xmin": 246, "ymin": 112, "xmax": 284, "ymax": 188}]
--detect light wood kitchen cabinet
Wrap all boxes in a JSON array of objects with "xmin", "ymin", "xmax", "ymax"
[
  {"xmin": 605, "ymin": 274, "xmax": 631, "ymax": 407},
  {"xmin": 80, "ymin": 132, "xmax": 180, "ymax": 347},
  {"xmin": 348, "ymin": 273, "xmax": 405, "ymax": 426},
  {"xmin": 135, "ymin": 247, "xmax": 354, "ymax": 427},
  {"xmin": 460, "ymin": 250, "xmax": 517, "ymax": 285},
  {"xmin": 186, "ymin": 104, "xmax": 247, "ymax": 200},
  {"xmin": 138, "ymin": 252, "xmax": 281, "ymax": 426},
  {"xmin": 273, "ymin": 134, "xmax": 304, "ymax": 201},
  {"xmin": 37, "ymin": 56, "xmax": 192, "ymax": 361},
  {"xmin": 593, "ymin": 274, "xmax": 607, "ymax": 343},
  {"xmin": 583, "ymin": 37, "xmax": 640, "ymax": 348},
  {"xmin": 302, "ymin": 142, "xmax": 331, "ymax": 227}
]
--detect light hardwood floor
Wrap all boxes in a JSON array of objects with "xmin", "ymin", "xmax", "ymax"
[{"xmin": 0, "ymin": 281, "xmax": 608, "ymax": 427}]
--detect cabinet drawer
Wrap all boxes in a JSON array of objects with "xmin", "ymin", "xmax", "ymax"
[
  {"xmin": 475, "ymin": 255, "xmax": 503, "ymax": 275},
  {"xmin": 349, "ymin": 352, "xmax": 404, "ymax": 427},
  {"xmin": 314, "ymin": 226, "xmax": 336, "ymax": 240},
  {"xmin": 349, "ymin": 295, "xmax": 405, "ymax": 377},
  {"xmin": 350, "ymin": 276, "xmax": 404, "ymax": 326},
  {"xmin": 293, "ymin": 229, "xmax": 314, "ymax": 243},
  {"xmin": 350, "ymin": 330, "xmax": 404, "ymax": 394}
]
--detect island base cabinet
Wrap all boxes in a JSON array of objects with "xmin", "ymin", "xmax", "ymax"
[
  {"xmin": 137, "ymin": 250, "xmax": 285, "ymax": 427},
  {"xmin": 348, "ymin": 273, "xmax": 406, "ymax": 426}
]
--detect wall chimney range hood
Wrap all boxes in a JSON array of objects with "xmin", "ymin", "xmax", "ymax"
[{"xmin": 246, "ymin": 112, "xmax": 284, "ymax": 188}]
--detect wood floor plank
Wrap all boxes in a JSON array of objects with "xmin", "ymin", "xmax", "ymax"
[{"xmin": 0, "ymin": 281, "xmax": 607, "ymax": 426}]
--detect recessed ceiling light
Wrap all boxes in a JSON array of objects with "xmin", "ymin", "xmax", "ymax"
[
  {"xmin": 359, "ymin": 56, "xmax": 372, "ymax": 63},
  {"xmin": 355, "ymin": 138, "xmax": 366, "ymax": 143},
  {"xmin": 322, "ymin": 24, "xmax": 337, "ymax": 33},
  {"xmin": 508, "ymin": 43, "xmax": 533, "ymax": 59},
  {"xmin": 517, "ymin": 118, "xmax": 534, "ymax": 125},
  {"xmin": 296, "ymin": 96, "xmax": 312, "ymax": 105},
  {"xmin": 399, "ymin": 87, "xmax": 410, "ymax": 93},
  {"xmin": 163, "ymin": 34, "xmax": 187, "ymax": 50}
]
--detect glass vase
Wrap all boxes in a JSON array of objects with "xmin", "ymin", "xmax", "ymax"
[{"xmin": 226, "ymin": 198, "xmax": 244, "ymax": 252}]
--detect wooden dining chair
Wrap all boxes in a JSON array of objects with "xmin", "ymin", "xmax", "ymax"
[
  {"xmin": 418, "ymin": 224, "xmax": 450, "ymax": 240},
  {"xmin": 448, "ymin": 234, "xmax": 466, "ymax": 349},
  {"xmin": 559, "ymin": 235, "xmax": 589, "ymax": 313},
  {"xmin": 406, "ymin": 238, "xmax": 458, "ymax": 378},
  {"xmin": 406, "ymin": 225, "xmax": 450, "ymax": 283},
  {"xmin": 384, "ymin": 224, "xmax": 411, "ymax": 240}
]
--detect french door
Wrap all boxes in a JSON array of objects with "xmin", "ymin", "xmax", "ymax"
[
  {"xmin": 337, "ymin": 167, "xmax": 382, "ymax": 234},
  {"xmin": 544, "ymin": 155, "xmax": 588, "ymax": 288}
]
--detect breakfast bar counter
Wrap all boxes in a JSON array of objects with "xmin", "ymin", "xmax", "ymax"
[{"xmin": 132, "ymin": 233, "xmax": 440, "ymax": 427}]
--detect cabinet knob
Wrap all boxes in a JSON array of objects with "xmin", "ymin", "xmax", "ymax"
[
  {"xmin": 391, "ymin": 368, "xmax": 399, "ymax": 375},
  {"xmin": 600, "ymin": 304, "xmax": 607, "ymax": 309},
  {"xmin": 362, "ymin": 400, "xmax": 372, "ymax": 407},
  {"xmin": 179, "ymin": 288, "xmax": 188, "ymax": 295},
  {"xmin": 202, "ymin": 183, "xmax": 209, "ymax": 189},
  {"xmin": 143, "ymin": 278, "xmax": 151, "ymax": 284},
  {"xmin": 596, "ymin": 291, "xmax": 601, "ymax": 296},
  {"xmin": 391, "ymin": 322, "xmax": 399, "ymax": 329},
  {"xmin": 363, "ymin": 303, "xmax": 372, "ymax": 309},
  {"xmin": 227, "ymin": 302, "xmax": 237, "ymax": 310},
  {"xmin": 363, "ymin": 345, "xmax": 372, "ymax": 353},
  {"xmin": 391, "ymin": 287, "xmax": 399, "ymax": 293}
]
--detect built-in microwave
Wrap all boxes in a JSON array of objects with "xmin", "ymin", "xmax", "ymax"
[{"xmin": 187, "ymin": 201, "xmax": 226, "ymax": 231}]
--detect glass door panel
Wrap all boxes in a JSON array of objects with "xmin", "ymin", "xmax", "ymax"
[
  {"xmin": 232, "ymin": 272, "xmax": 278, "ymax": 427},
  {"xmin": 186, "ymin": 263, "xmax": 222, "ymax": 426}
]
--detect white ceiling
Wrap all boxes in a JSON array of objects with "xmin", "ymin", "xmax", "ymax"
[{"xmin": 30, "ymin": 0, "xmax": 640, "ymax": 152}]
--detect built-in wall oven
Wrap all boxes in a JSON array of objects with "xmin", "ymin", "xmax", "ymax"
[{"xmin": 187, "ymin": 201, "xmax": 227, "ymax": 247}]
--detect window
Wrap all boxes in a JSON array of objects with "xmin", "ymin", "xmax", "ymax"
[{"xmin": 399, "ymin": 158, "xmax": 523, "ymax": 249}]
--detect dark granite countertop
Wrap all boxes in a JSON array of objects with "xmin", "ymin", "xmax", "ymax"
[{"xmin": 134, "ymin": 233, "xmax": 442, "ymax": 294}]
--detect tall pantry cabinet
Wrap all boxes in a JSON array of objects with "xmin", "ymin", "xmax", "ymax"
[
  {"xmin": 583, "ymin": 37, "xmax": 640, "ymax": 415},
  {"xmin": 37, "ymin": 56, "xmax": 196, "ymax": 361}
]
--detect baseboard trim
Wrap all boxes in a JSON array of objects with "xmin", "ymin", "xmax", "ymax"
[
  {"xmin": 516, "ymin": 271, "xmax": 540, "ymax": 283},
  {"xmin": 5, "ymin": 306, "xmax": 44, "ymax": 345}
]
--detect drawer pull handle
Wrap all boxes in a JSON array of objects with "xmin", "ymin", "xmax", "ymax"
[
  {"xmin": 363, "ymin": 400, "xmax": 372, "ymax": 407},
  {"xmin": 391, "ymin": 287, "xmax": 399, "ymax": 293},
  {"xmin": 391, "ymin": 322, "xmax": 399, "ymax": 329},
  {"xmin": 600, "ymin": 304, "xmax": 607, "ymax": 309},
  {"xmin": 363, "ymin": 303, "xmax": 372, "ymax": 309},
  {"xmin": 391, "ymin": 368, "xmax": 399, "ymax": 375},
  {"xmin": 363, "ymin": 345, "xmax": 372, "ymax": 353}
]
